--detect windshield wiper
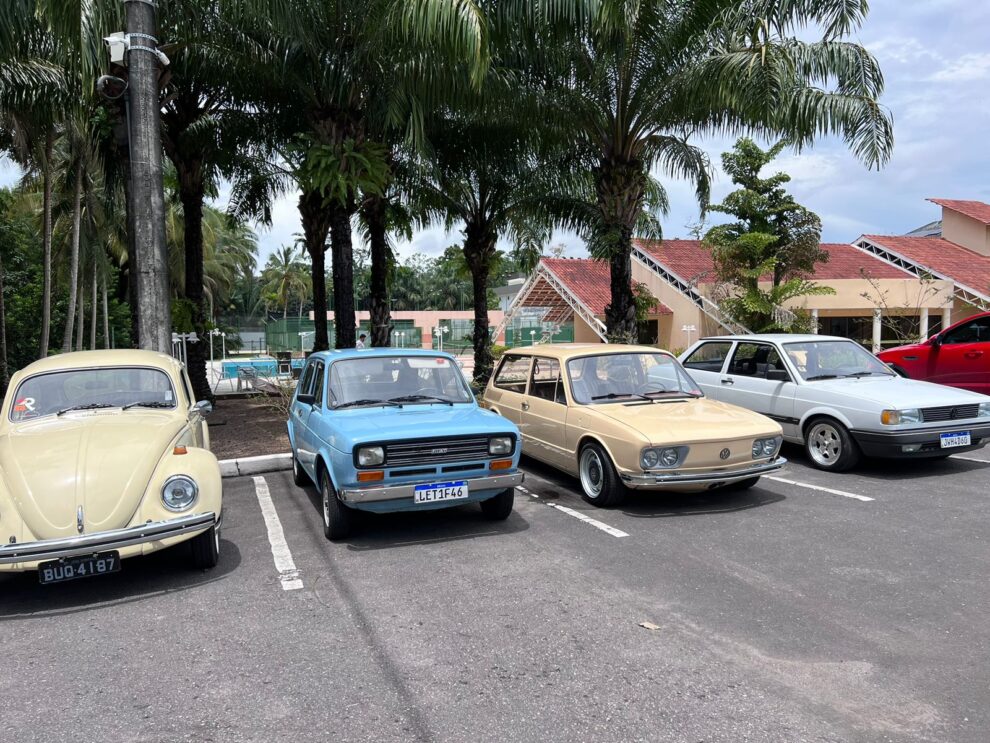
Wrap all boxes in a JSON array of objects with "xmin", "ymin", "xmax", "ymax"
[
  {"xmin": 121, "ymin": 401, "xmax": 173, "ymax": 410},
  {"xmin": 56, "ymin": 403, "xmax": 114, "ymax": 416},
  {"xmin": 332, "ymin": 398, "xmax": 402, "ymax": 410},
  {"xmin": 591, "ymin": 392, "xmax": 651, "ymax": 401},
  {"xmin": 388, "ymin": 394, "xmax": 455, "ymax": 406},
  {"xmin": 805, "ymin": 374, "xmax": 840, "ymax": 381},
  {"xmin": 842, "ymin": 371, "xmax": 886, "ymax": 378}
]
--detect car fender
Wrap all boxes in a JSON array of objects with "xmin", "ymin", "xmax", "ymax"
[
  {"xmin": 797, "ymin": 406, "xmax": 857, "ymax": 438},
  {"xmin": 137, "ymin": 445, "xmax": 222, "ymax": 526}
]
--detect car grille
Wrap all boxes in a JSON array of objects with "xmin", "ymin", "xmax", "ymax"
[
  {"xmin": 384, "ymin": 436, "xmax": 494, "ymax": 466},
  {"xmin": 920, "ymin": 404, "xmax": 980, "ymax": 422}
]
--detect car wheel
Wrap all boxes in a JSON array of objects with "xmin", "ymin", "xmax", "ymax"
[
  {"xmin": 190, "ymin": 520, "xmax": 220, "ymax": 570},
  {"xmin": 805, "ymin": 418, "xmax": 860, "ymax": 472},
  {"xmin": 292, "ymin": 453, "xmax": 309, "ymax": 487},
  {"xmin": 578, "ymin": 442, "xmax": 627, "ymax": 507},
  {"xmin": 321, "ymin": 470, "xmax": 352, "ymax": 541},
  {"xmin": 480, "ymin": 488, "xmax": 514, "ymax": 520}
]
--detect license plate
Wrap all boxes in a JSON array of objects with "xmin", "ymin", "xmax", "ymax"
[
  {"xmin": 940, "ymin": 431, "xmax": 971, "ymax": 448},
  {"xmin": 414, "ymin": 480, "xmax": 469, "ymax": 504},
  {"xmin": 38, "ymin": 551, "xmax": 120, "ymax": 585}
]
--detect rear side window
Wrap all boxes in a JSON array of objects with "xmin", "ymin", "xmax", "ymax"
[
  {"xmin": 493, "ymin": 355, "xmax": 531, "ymax": 394},
  {"xmin": 312, "ymin": 362, "xmax": 326, "ymax": 406},
  {"xmin": 297, "ymin": 362, "xmax": 317, "ymax": 399},
  {"xmin": 529, "ymin": 357, "xmax": 565, "ymax": 404},
  {"xmin": 682, "ymin": 342, "xmax": 732, "ymax": 372}
]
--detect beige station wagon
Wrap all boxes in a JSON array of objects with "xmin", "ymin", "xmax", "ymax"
[
  {"xmin": 0, "ymin": 350, "xmax": 222, "ymax": 584},
  {"xmin": 483, "ymin": 344, "xmax": 786, "ymax": 506}
]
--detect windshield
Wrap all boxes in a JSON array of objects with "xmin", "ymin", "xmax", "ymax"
[
  {"xmin": 566, "ymin": 353, "xmax": 702, "ymax": 404},
  {"xmin": 9, "ymin": 367, "xmax": 177, "ymax": 421},
  {"xmin": 783, "ymin": 340, "xmax": 893, "ymax": 381},
  {"xmin": 328, "ymin": 355, "xmax": 473, "ymax": 407}
]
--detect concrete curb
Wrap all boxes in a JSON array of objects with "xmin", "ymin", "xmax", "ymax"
[{"xmin": 219, "ymin": 452, "xmax": 292, "ymax": 478}]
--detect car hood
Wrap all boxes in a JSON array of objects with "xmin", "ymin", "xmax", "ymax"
[
  {"xmin": 326, "ymin": 404, "xmax": 517, "ymax": 447},
  {"xmin": 0, "ymin": 412, "xmax": 184, "ymax": 540},
  {"xmin": 806, "ymin": 375, "xmax": 990, "ymax": 407},
  {"xmin": 591, "ymin": 397, "xmax": 779, "ymax": 444},
  {"xmin": 877, "ymin": 341, "xmax": 925, "ymax": 357}
]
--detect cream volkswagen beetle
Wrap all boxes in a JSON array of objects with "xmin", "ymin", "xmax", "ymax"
[
  {"xmin": 483, "ymin": 344, "xmax": 786, "ymax": 506},
  {"xmin": 0, "ymin": 350, "xmax": 222, "ymax": 584}
]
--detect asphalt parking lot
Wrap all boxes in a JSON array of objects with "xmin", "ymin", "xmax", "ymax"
[{"xmin": 2, "ymin": 446, "xmax": 989, "ymax": 743}]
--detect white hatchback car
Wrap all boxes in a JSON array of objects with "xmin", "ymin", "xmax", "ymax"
[{"xmin": 679, "ymin": 334, "xmax": 990, "ymax": 471}]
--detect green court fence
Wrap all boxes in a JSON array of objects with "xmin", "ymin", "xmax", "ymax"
[
  {"xmin": 505, "ymin": 324, "xmax": 574, "ymax": 347},
  {"xmin": 265, "ymin": 317, "xmax": 326, "ymax": 353}
]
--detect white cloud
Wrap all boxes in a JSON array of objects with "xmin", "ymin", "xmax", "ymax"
[{"xmin": 928, "ymin": 52, "xmax": 990, "ymax": 82}]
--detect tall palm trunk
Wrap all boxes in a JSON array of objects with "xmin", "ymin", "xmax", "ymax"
[
  {"xmin": 0, "ymin": 248, "xmax": 8, "ymax": 389},
  {"xmin": 363, "ymin": 194, "xmax": 391, "ymax": 347},
  {"xmin": 329, "ymin": 200, "xmax": 356, "ymax": 349},
  {"xmin": 39, "ymin": 130, "xmax": 55, "ymax": 358},
  {"xmin": 102, "ymin": 276, "xmax": 110, "ymax": 349},
  {"xmin": 463, "ymin": 219, "xmax": 497, "ymax": 385},
  {"xmin": 90, "ymin": 261, "xmax": 97, "ymax": 349},
  {"xmin": 177, "ymin": 167, "xmax": 212, "ymax": 401},
  {"xmin": 299, "ymin": 190, "xmax": 331, "ymax": 351},
  {"xmin": 62, "ymin": 164, "xmax": 84, "ymax": 353},
  {"xmin": 594, "ymin": 157, "xmax": 646, "ymax": 343},
  {"xmin": 75, "ymin": 272, "xmax": 84, "ymax": 351}
]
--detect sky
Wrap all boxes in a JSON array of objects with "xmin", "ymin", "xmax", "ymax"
[{"xmin": 3, "ymin": 0, "xmax": 988, "ymax": 268}]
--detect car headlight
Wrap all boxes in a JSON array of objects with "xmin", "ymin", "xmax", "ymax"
[
  {"xmin": 640, "ymin": 448, "xmax": 660, "ymax": 469},
  {"xmin": 979, "ymin": 402, "xmax": 990, "ymax": 418},
  {"xmin": 357, "ymin": 445, "xmax": 385, "ymax": 466},
  {"xmin": 489, "ymin": 436, "xmax": 514, "ymax": 455},
  {"xmin": 752, "ymin": 437, "xmax": 781, "ymax": 459},
  {"xmin": 660, "ymin": 447, "xmax": 680, "ymax": 467},
  {"xmin": 881, "ymin": 409, "xmax": 921, "ymax": 425},
  {"xmin": 161, "ymin": 475, "xmax": 198, "ymax": 512},
  {"xmin": 752, "ymin": 440, "xmax": 763, "ymax": 458},
  {"xmin": 641, "ymin": 446, "xmax": 685, "ymax": 469}
]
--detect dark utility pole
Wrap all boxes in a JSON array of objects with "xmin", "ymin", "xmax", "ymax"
[{"xmin": 124, "ymin": 0, "xmax": 170, "ymax": 351}]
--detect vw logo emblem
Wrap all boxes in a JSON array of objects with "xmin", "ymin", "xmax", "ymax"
[
  {"xmin": 950, "ymin": 408, "xmax": 959, "ymax": 419},
  {"xmin": 719, "ymin": 448, "xmax": 731, "ymax": 460}
]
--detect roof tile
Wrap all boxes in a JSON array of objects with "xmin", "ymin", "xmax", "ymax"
[
  {"xmin": 860, "ymin": 235, "xmax": 990, "ymax": 297},
  {"xmin": 542, "ymin": 258, "xmax": 672, "ymax": 316},
  {"xmin": 927, "ymin": 199, "xmax": 990, "ymax": 225}
]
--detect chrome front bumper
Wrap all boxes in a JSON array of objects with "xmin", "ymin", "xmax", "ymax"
[
  {"xmin": 340, "ymin": 472, "xmax": 525, "ymax": 504},
  {"xmin": 0, "ymin": 512, "xmax": 217, "ymax": 565},
  {"xmin": 621, "ymin": 458, "xmax": 786, "ymax": 488}
]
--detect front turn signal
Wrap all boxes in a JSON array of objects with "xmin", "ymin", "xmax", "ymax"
[
  {"xmin": 356, "ymin": 471, "xmax": 384, "ymax": 482},
  {"xmin": 490, "ymin": 459, "xmax": 513, "ymax": 470}
]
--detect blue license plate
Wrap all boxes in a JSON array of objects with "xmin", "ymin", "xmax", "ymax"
[{"xmin": 940, "ymin": 431, "xmax": 971, "ymax": 448}]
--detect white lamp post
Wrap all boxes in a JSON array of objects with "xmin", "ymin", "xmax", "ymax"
[
  {"xmin": 298, "ymin": 330, "xmax": 315, "ymax": 353},
  {"xmin": 529, "ymin": 329, "xmax": 536, "ymax": 346},
  {"xmin": 399, "ymin": 331, "xmax": 406, "ymax": 348},
  {"xmin": 681, "ymin": 324, "xmax": 697, "ymax": 347}
]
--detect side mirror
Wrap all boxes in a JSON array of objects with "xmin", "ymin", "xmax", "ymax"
[
  {"xmin": 191, "ymin": 399, "xmax": 213, "ymax": 417},
  {"xmin": 766, "ymin": 369, "xmax": 790, "ymax": 382},
  {"xmin": 930, "ymin": 334, "xmax": 942, "ymax": 348},
  {"xmin": 296, "ymin": 393, "xmax": 316, "ymax": 405}
]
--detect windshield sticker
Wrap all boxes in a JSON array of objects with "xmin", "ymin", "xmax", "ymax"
[
  {"xmin": 13, "ymin": 397, "xmax": 35, "ymax": 414},
  {"xmin": 165, "ymin": 390, "xmax": 173, "ymax": 402},
  {"xmin": 407, "ymin": 357, "xmax": 449, "ymax": 369}
]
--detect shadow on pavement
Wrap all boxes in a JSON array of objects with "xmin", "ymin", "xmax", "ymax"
[
  {"xmin": 0, "ymin": 538, "xmax": 242, "ymax": 620},
  {"xmin": 298, "ymin": 483, "xmax": 530, "ymax": 552},
  {"xmin": 781, "ymin": 442, "xmax": 990, "ymax": 481}
]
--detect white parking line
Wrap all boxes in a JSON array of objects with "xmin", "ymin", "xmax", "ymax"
[
  {"xmin": 951, "ymin": 454, "xmax": 990, "ymax": 463},
  {"xmin": 252, "ymin": 476, "xmax": 304, "ymax": 591},
  {"xmin": 519, "ymin": 486, "xmax": 629, "ymax": 538},
  {"xmin": 765, "ymin": 475, "xmax": 874, "ymax": 502}
]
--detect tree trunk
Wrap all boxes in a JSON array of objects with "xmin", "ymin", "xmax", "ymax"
[
  {"xmin": 178, "ymin": 169, "xmax": 212, "ymax": 401},
  {"xmin": 463, "ymin": 220, "xmax": 497, "ymax": 385},
  {"xmin": 62, "ymin": 164, "xmax": 84, "ymax": 353},
  {"xmin": 76, "ymin": 272, "xmax": 85, "ymax": 351},
  {"xmin": 594, "ymin": 157, "xmax": 645, "ymax": 343},
  {"xmin": 329, "ymin": 200, "xmax": 356, "ymax": 349},
  {"xmin": 90, "ymin": 261, "xmax": 97, "ymax": 349},
  {"xmin": 363, "ymin": 195, "xmax": 391, "ymax": 347},
  {"xmin": 102, "ymin": 277, "xmax": 110, "ymax": 349},
  {"xmin": 299, "ymin": 190, "xmax": 331, "ymax": 351},
  {"xmin": 38, "ymin": 130, "xmax": 54, "ymax": 358},
  {"xmin": 0, "ymin": 249, "xmax": 8, "ymax": 390}
]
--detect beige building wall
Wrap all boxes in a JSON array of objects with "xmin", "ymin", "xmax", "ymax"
[
  {"xmin": 631, "ymin": 261, "xmax": 709, "ymax": 349},
  {"xmin": 941, "ymin": 210, "xmax": 990, "ymax": 256},
  {"xmin": 573, "ymin": 315, "xmax": 604, "ymax": 343}
]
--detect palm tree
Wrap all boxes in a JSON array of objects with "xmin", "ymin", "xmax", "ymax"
[
  {"xmin": 512, "ymin": 0, "xmax": 893, "ymax": 340},
  {"xmin": 261, "ymin": 246, "xmax": 311, "ymax": 319}
]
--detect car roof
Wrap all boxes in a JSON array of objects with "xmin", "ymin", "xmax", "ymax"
[
  {"xmin": 698, "ymin": 334, "xmax": 848, "ymax": 344},
  {"xmin": 306, "ymin": 347, "xmax": 457, "ymax": 362},
  {"xmin": 13, "ymin": 349, "xmax": 183, "ymax": 378},
  {"xmin": 501, "ymin": 343, "xmax": 673, "ymax": 360}
]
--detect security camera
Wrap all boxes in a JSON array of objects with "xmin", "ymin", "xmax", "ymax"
[{"xmin": 103, "ymin": 32, "xmax": 128, "ymax": 65}]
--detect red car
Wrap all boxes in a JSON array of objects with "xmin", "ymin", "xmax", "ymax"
[{"xmin": 878, "ymin": 312, "xmax": 990, "ymax": 394}]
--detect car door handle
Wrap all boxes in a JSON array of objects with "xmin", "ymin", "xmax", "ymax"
[
  {"xmin": 965, "ymin": 351, "xmax": 983, "ymax": 359},
  {"xmin": 521, "ymin": 401, "xmax": 530, "ymax": 410},
  {"xmin": 720, "ymin": 378, "xmax": 734, "ymax": 385}
]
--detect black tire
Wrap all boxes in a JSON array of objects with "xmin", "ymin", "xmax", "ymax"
[
  {"xmin": 577, "ymin": 442, "xmax": 627, "ymax": 507},
  {"xmin": 480, "ymin": 488, "xmax": 514, "ymax": 520},
  {"xmin": 292, "ymin": 453, "xmax": 309, "ymax": 487},
  {"xmin": 190, "ymin": 520, "xmax": 220, "ymax": 570},
  {"xmin": 804, "ymin": 417, "xmax": 861, "ymax": 472},
  {"xmin": 321, "ymin": 469, "xmax": 352, "ymax": 541}
]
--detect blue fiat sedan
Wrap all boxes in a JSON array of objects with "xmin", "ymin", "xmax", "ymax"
[{"xmin": 288, "ymin": 348, "xmax": 524, "ymax": 539}]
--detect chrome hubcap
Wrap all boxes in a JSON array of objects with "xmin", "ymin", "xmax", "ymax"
[
  {"xmin": 580, "ymin": 449, "xmax": 604, "ymax": 498},
  {"xmin": 214, "ymin": 523, "xmax": 221, "ymax": 555},
  {"xmin": 808, "ymin": 423, "xmax": 842, "ymax": 466},
  {"xmin": 322, "ymin": 484, "xmax": 330, "ymax": 526}
]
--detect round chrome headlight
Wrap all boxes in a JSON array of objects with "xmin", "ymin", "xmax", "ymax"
[
  {"xmin": 762, "ymin": 438, "xmax": 777, "ymax": 456},
  {"xmin": 752, "ymin": 440, "xmax": 764, "ymax": 458},
  {"xmin": 640, "ymin": 448, "xmax": 660, "ymax": 469},
  {"xmin": 162, "ymin": 475, "xmax": 198, "ymax": 512},
  {"xmin": 660, "ymin": 448, "xmax": 680, "ymax": 467}
]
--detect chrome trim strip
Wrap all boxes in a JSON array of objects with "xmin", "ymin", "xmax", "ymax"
[
  {"xmin": 340, "ymin": 472, "xmax": 524, "ymax": 504},
  {"xmin": 621, "ymin": 458, "xmax": 786, "ymax": 487},
  {"xmin": 0, "ymin": 512, "xmax": 216, "ymax": 564}
]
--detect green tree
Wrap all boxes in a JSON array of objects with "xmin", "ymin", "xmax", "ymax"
[
  {"xmin": 704, "ymin": 138, "xmax": 833, "ymax": 331},
  {"xmin": 260, "ymin": 246, "xmax": 311, "ymax": 319}
]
